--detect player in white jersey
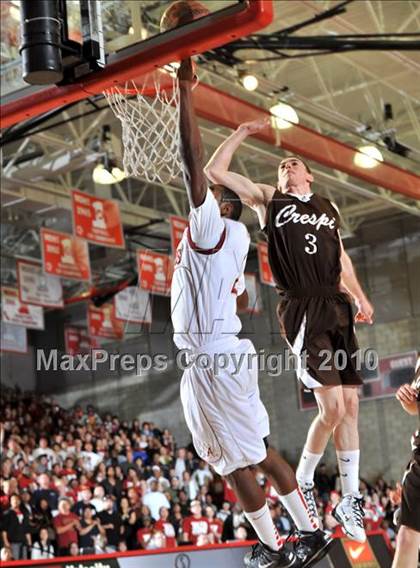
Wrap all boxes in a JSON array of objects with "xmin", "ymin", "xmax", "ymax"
[{"xmin": 172, "ymin": 58, "xmax": 334, "ymax": 568}]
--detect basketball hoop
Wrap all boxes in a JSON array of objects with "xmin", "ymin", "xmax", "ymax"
[{"xmin": 104, "ymin": 66, "xmax": 186, "ymax": 185}]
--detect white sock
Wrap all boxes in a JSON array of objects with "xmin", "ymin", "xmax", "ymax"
[
  {"xmin": 296, "ymin": 448, "xmax": 323, "ymax": 487},
  {"xmin": 244, "ymin": 503, "xmax": 282, "ymax": 551},
  {"xmin": 336, "ymin": 449, "xmax": 360, "ymax": 496},
  {"xmin": 279, "ymin": 488, "xmax": 318, "ymax": 532}
]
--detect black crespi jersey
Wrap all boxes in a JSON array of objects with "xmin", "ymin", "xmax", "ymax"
[
  {"xmin": 264, "ymin": 191, "xmax": 352, "ymax": 346},
  {"xmin": 264, "ymin": 191, "xmax": 341, "ymax": 291}
]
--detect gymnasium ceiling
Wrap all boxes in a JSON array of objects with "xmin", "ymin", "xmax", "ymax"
[{"xmin": 1, "ymin": 0, "xmax": 420, "ymax": 291}]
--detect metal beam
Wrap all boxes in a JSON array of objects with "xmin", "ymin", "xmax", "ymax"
[
  {"xmin": 1, "ymin": 178, "xmax": 166, "ymax": 225},
  {"xmin": 398, "ymin": 4, "xmax": 420, "ymax": 32},
  {"xmin": 194, "ymin": 84, "xmax": 420, "ymax": 199}
]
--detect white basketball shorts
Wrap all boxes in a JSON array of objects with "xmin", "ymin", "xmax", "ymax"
[{"xmin": 180, "ymin": 337, "xmax": 270, "ymax": 476}]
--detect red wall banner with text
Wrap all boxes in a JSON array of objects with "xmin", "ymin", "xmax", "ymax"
[
  {"xmin": 64, "ymin": 326, "xmax": 100, "ymax": 355},
  {"xmin": 169, "ymin": 216, "xmax": 188, "ymax": 255},
  {"xmin": 1, "ymin": 287, "xmax": 44, "ymax": 330},
  {"xmin": 257, "ymin": 242, "xmax": 275, "ymax": 286},
  {"xmin": 72, "ymin": 190, "xmax": 125, "ymax": 248},
  {"xmin": 137, "ymin": 251, "xmax": 172, "ymax": 296},
  {"xmin": 87, "ymin": 304, "xmax": 124, "ymax": 339},
  {"xmin": 17, "ymin": 260, "xmax": 63, "ymax": 308},
  {"xmin": 41, "ymin": 228, "xmax": 91, "ymax": 281}
]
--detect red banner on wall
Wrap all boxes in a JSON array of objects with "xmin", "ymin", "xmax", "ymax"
[
  {"xmin": 257, "ymin": 242, "xmax": 275, "ymax": 286},
  {"xmin": 1, "ymin": 287, "xmax": 44, "ymax": 330},
  {"xmin": 71, "ymin": 190, "xmax": 125, "ymax": 249},
  {"xmin": 17, "ymin": 260, "xmax": 63, "ymax": 308},
  {"xmin": 87, "ymin": 304, "xmax": 124, "ymax": 339},
  {"xmin": 169, "ymin": 216, "xmax": 188, "ymax": 255},
  {"xmin": 64, "ymin": 326, "xmax": 100, "ymax": 355},
  {"xmin": 40, "ymin": 228, "xmax": 91, "ymax": 281},
  {"xmin": 137, "ymin": 250, "xmax": 172, "ymax": 296}
]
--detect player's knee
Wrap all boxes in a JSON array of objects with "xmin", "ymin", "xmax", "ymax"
[
  {"xmin": 397, "ymin": 525, "xmax": 419, "ymax": 549},
  {"xmin": 226, "ymin": 467, "xmax": 252, "ymax": 487},
  {"xmin": 344, "ymin": 393, "xmax": 359, "ymax": 421},
  {"xmin": 320, "ymin": 400, "xmax": 345, "ymax": 428}
]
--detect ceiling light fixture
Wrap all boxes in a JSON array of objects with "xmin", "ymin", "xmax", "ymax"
[
  {"xmin": 93, "ymin": 125, "xmax": 126, "ymax": 185},
  {"xmin": 93, "ymin": 160, "xmax": 126, "ymax": 185},
  {"xmin": 241, "ymin": 73, "xmax": 259, "ymax": 91},
  {"xmin": 353, "ymin": 145, "xmax": 383, "ymax": 169},
  {"xmin": 270, "ymin": 102, "xmax": 299, "ymax": 130},
  {"xmin": 9, "ymin": 3, "xmax": 20, "ymax": 22}
]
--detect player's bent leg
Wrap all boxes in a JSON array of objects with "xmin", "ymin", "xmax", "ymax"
[
  {"xmin": 258, "ymin": 448, "xmax": 335, "ymax": 568},
  {"xmin": 226, "ymin": 468, "xmax": 300, "ymax": 568},
  {"xmin": 308, "ymin": 385, "xmax": 347, "ymax": 454},
  {"xmin": 296, "ymin": 386, "xmax": 345, "ymax": 527},
  {"xmin": 392, "ymin": 525, "xmax": 420, "ymax": 568},
  {"xmin": 333, "ymin": 386, "xmax": 360, "ymax": 451},
  {"xmin": 259, "ymin": 448, "xmax": 317, "ymax": 530},
  {"xmin": 331, "ymin": 387, "xmax": 366, "ymax": 542}
]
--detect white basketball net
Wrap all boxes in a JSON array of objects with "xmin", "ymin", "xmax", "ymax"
[{"xmin": 104, "ymin": 73, "xmax": 182, "ymax": 185}]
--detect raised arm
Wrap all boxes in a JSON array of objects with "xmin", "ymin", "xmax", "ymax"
[
  {"xmin": 204, "ymin": 119, "xmax": 273, "ymax": 208},
  {"xmin": 339, "ymin": 239, "xmax": 374, "ymax": 324},
  {"xmin": 178, "ymin": 59, "xmax": 207, "ymax": 208}
]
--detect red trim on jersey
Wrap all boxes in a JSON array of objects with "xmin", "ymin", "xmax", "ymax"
[
  {"xmin": 231, "ymin": 277, "xmax": 239, "ymax": 295},
  {"xmin": 187, "ymin": 226, "xmax": 226, "ymax": 255}
]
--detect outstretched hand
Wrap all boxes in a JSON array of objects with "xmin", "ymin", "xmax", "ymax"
[
  {"xmin": 354, "ymin": 297, "xmax": 374, "ymax": 324},
  {"xmin": 396, "ymin": 383, "xmax": 417, "ymax": 406},
  {"xmin": 238, "ymin": 118, "xmax": 270, "ymax": 136}
]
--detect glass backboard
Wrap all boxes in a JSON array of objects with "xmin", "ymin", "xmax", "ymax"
[{"xmin": 1, "ymin": 0, "xmax": 274, "ymax": 128}]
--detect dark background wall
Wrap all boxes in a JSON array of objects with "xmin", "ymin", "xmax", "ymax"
[{"xmin": 1, "ymin": 214, "xmax": 419, "ymax": 483}]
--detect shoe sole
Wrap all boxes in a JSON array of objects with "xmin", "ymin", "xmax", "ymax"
[
  {"xmin": 301, "ymin": 537, "xmax": 336, "ymax": 568},
  {"xmin": 332, "ymin": 507, "xmax": 366, "ymax": 543}
]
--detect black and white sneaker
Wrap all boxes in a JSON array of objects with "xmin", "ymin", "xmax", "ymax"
[
  {"xmin": 298, "ymin": 483, "xmax": 321, "ymax": 528},
  {"xmin": 288, "ymin": 529, "xmax": 335, "ymax": 568},
  {"xmin": 333, "ymin": 494, "xmax": 366, "ymax": 543},
  {"xmin": 244, "ymin": 541, "xmax": 301, "ymax": 568}
]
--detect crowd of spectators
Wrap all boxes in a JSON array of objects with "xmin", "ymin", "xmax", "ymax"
[{"xmin": 0, "ymin": 388, "xmax": 402, "ymax": 561}]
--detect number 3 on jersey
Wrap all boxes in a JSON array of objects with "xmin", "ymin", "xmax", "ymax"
[{"xmin": 304, "ymin": 233, "xmax": 318, "ymax": 255}]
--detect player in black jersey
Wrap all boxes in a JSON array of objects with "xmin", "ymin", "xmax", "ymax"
[
  {"xmin": 205, "ymin": 118, "xmax": 374, "ymax": 543},
  {"xmin": 393, "ymin": 357, "xmax": 420, "ymax": 568}
]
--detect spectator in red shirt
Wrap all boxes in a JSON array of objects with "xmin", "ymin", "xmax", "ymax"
[
  {"xmin": 205, "ymin": 505, "xmax": 223, "ymax": 543},
  {"xmin": 53, "ymin": 498, "xmax": 80, "ymax": 556},
  {"xmin": 182, "ymin": 500, "xmax": 210, "ymax": 545},
  {"xmin": 16, "ymin": 462, "xmax": 33, "ymax": 490},
  {"xmin": 60, "ymin": 458, "xmax": 77, "ymax": 480},
  {"xmin": 154, "ymin": 506, "xmax": 177, "ymax": 548},
  {"xmin": 222, "ymin": 478, "xmax": 237, "ymax": 505},
  {"xmin": 136, "ymin": 516, "xmax": 155, "ymax": 549},
  {"xmin": 364, "ymin": 494, "xmax": 385, "ymax": 531}
]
